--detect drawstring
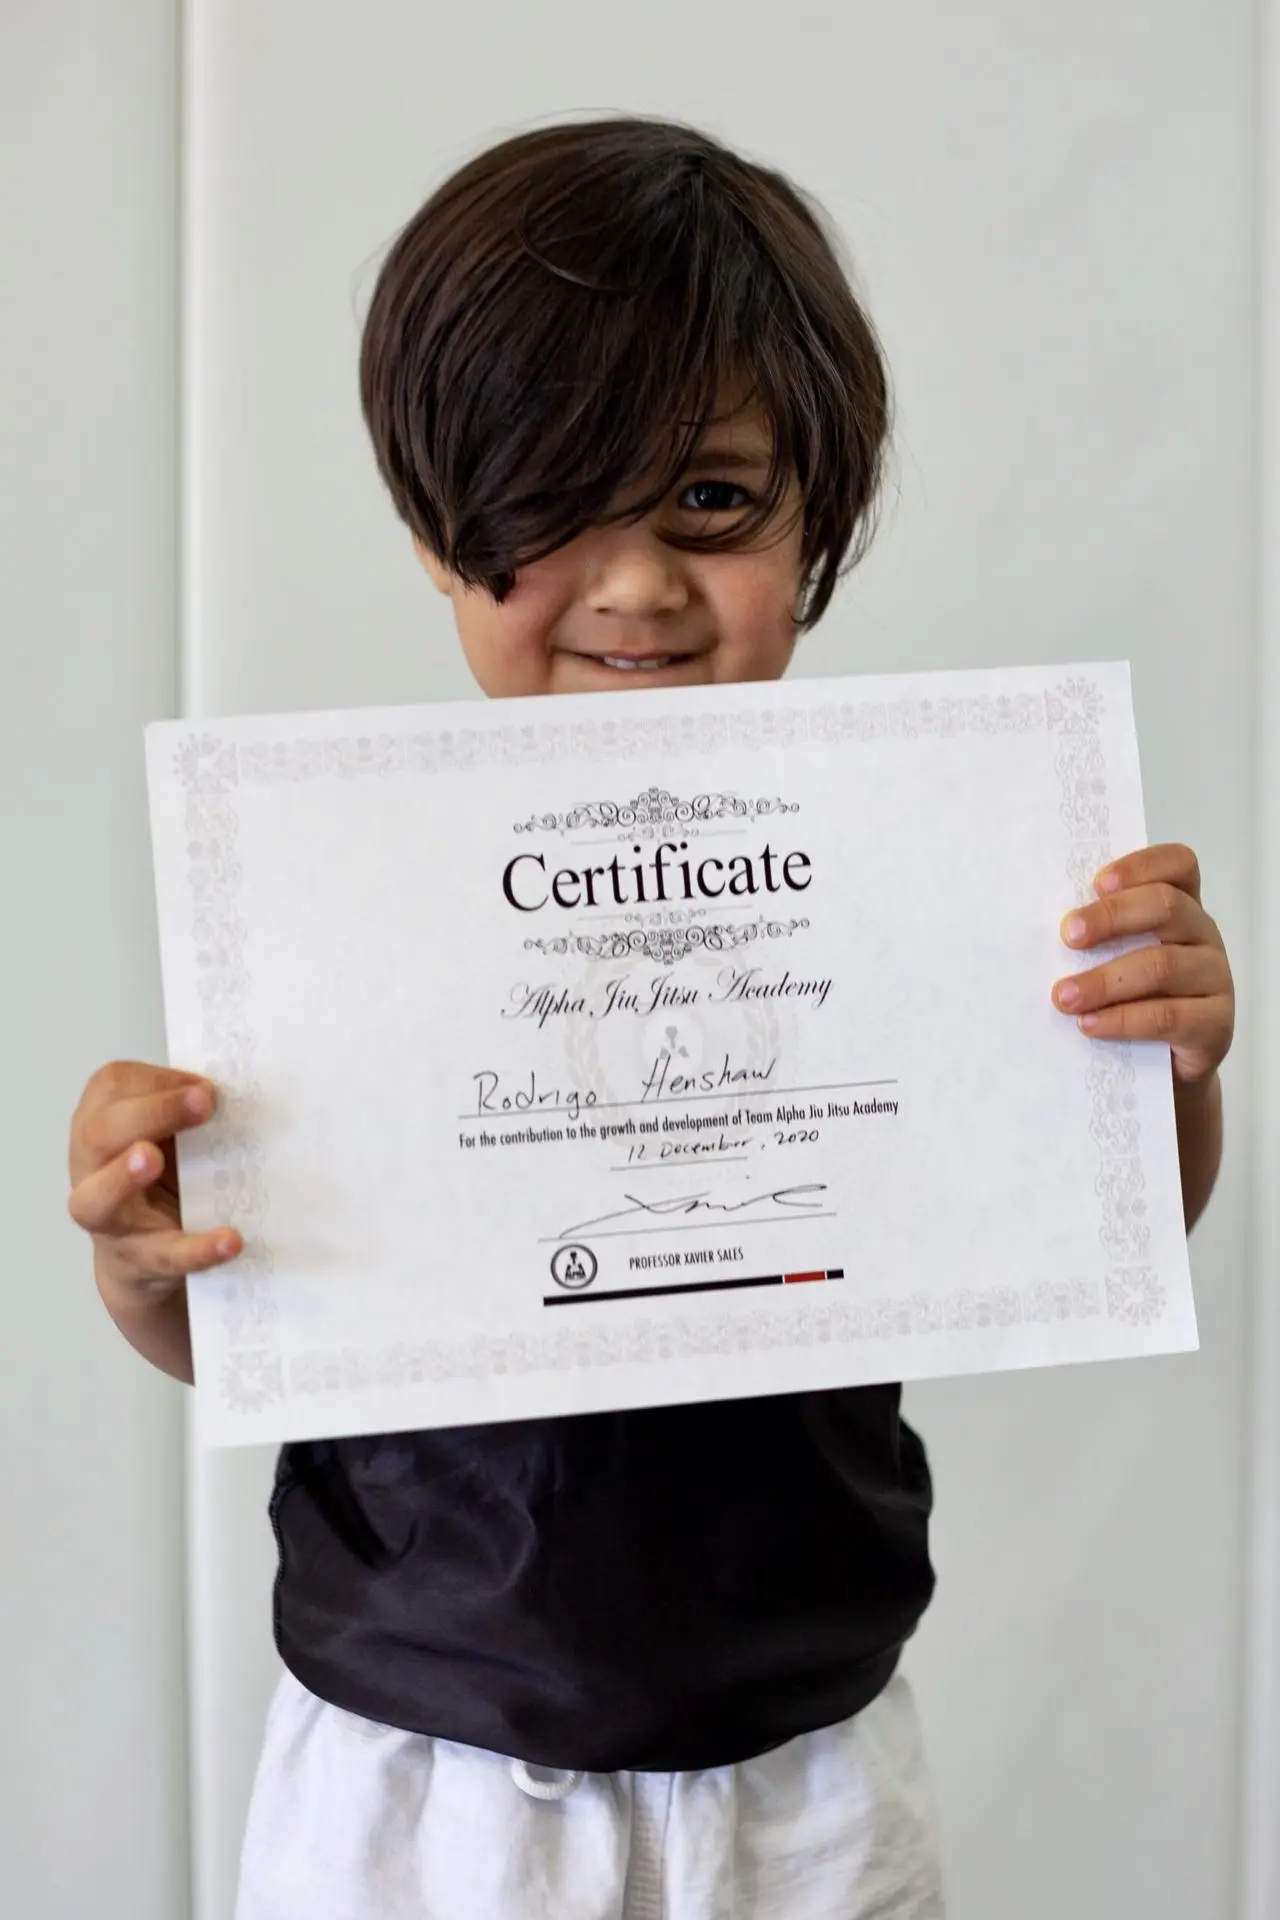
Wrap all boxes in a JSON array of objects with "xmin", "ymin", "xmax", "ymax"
[{"xmin": 510, "ymin": 1757, "xmax": 585, "ymax": 1800}]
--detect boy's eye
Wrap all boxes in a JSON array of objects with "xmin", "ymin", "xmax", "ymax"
[{"xmin": 678, "ymin": 479, "xmax": 753, "ymax": 514}]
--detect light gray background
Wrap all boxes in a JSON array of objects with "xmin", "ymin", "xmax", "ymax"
[
  {"xmin": 1, "ymin": 7, "xmax": 188, "ymax": 1920},
  {"xmin": 5, "ymin": 3, "xmax": 1276, "ymax": 1917}
]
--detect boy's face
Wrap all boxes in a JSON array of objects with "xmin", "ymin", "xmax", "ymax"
[{"xmin": 415, "ymin": 398, "xmax": 805, "ymax": 698}]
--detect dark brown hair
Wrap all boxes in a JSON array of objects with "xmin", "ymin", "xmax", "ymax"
[{"xmin": 360, "ymin": 117, "xmax": 891, "ymax": 628}]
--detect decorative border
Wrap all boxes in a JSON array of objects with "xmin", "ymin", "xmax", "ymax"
[
  {"xmin": 513, "ymin": 787, "xmax": 798, "ymax": 836},
  {"xmin": 178, "ymin": 741, "xmax": 280, "ymax": 1412},
  {"xmin": 522, "ymin": 914, "xmax": 809, "ymax": 965},
  {"xmin": 173, "ymin": 677, "xmax": 1160, "ymax": 1417},
  {"xmin": 287, "ymin": 1277, "xmax": 1110, "ymax": 1407}
]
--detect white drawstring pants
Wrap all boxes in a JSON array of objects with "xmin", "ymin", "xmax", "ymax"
[{"xmin": 235, "ymin": 1667, "xmax": 945, "ymax": 1919}]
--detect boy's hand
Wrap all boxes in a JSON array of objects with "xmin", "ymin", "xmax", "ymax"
[
  {"xmin": 1051, "ymin": 843, "xmax": 1234, "ymax": 1088},
  {"xmin": 68, "ymin": 1061, "xmax": 243, "ymax": 1305}
]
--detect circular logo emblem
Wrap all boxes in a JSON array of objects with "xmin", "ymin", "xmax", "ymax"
[{"xmin": 550, "ymin": 1244, "xmax": 598, "ymax": 1291}]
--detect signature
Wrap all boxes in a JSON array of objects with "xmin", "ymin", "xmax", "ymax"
[{"xmin": 557, "ymin": 1183, "xmax": 829, "ymax": 1239}]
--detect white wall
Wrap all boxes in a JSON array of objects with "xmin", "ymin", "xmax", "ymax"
[
  {"xmin": 3, "ymin": 4, "xmax": 1263, "ymax": 1918},
  {"xmin": 0, "ymin": 5, "xmax": 189, "ymax": 1918}
]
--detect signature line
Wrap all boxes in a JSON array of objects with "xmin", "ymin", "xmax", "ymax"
[
  {"xmin": 609, "ymin": 1156, "xmax": 749, "ymax": 1171},
  {"xmin": 537, "ymin": 1212, "xmax": 838, "ymax": 1244}
]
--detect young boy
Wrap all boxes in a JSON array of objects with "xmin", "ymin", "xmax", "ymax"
[{"xmin": 67, "ymin": 118, "xmax": 1235, "ymax": 1919}]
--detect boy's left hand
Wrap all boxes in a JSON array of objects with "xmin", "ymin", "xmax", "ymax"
[{"xmin": 1052, "ymin": 843, "xmax": 1234, "ymax": 1090}]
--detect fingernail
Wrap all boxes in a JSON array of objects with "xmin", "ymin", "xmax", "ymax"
[
  {"xmin": 1064, "ymin": 915, "xmax": 1088, "ymax": 945},
  {"xmin": 185, "ymin": 1086, "xmax": 212, "ymax": 1118},
  {"xmin": 127, "ymin": 1147, "xmax": 150, "ymax": 1175},
  {"xmin": 1056, "ymin": 980, "xmax": 1082, "ymax": 1008},
  {"xmin": 1096, "ymin": 869, "xmax": 1121, "ymax": 893},
  {"xmin": 1078, "ymin": 1014, "xmax": 1101, "ymax": 1032},
  {"xmin": 216, "ymin": 1234, "xmax": 239, "ymax": 1259}
]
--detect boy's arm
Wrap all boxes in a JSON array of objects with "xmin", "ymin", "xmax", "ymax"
[
  {"xmin": 97, "ymin": 1273, "xmax": 195, "ymax": 1385},
  {"xmin": 69, "ymin": 1061, "xmax": 243, "ymax": 1387},
  {"xmin": 1053, "ymin": 843, "xmax": 1235, "ymax": 1235},
  {"xmin": 1175, "ymin": 1070, "xmax": 1224, "ymax": 1233}
]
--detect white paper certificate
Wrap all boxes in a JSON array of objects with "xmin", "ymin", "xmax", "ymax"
[{"xmin": 146, "ymin": 662, "xmax": 1196, "ymax": 1447}]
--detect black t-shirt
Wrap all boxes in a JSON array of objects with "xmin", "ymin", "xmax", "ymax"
[{"xmin": 269, "ymin": 1384, "xmax": 935, "ymax": 1774}]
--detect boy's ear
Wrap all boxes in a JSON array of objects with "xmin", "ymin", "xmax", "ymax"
[{"xmin": 412, "ymin": 535, "xmax": 453, "ymax": 597}]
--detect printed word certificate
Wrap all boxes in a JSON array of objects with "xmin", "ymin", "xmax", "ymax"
[{"xmin": 146, "ymin": 663, "xmax": 1197, "ymax": 1447}]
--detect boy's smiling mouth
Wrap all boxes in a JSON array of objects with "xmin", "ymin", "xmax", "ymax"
[
  {"xmin": 560, "ymin": 647, "xmax": 706, "ymax": 679},
  {"xmin": 597, "ymin": 653, "xmax": 687, "ymax": 672}
]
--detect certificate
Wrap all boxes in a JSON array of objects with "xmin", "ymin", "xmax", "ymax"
[{"xmin": 145, "ymin": 662, "xmax": 1197, "ymax": 1447}]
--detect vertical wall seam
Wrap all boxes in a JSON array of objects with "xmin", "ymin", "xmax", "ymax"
[
  {"xmin": 1242, "ymin": 3, "xmax": 1280, "ymax": 1916},
  {"xmin": 176, "ymin": 2, "xmax": 204, "ymax": 1916}
]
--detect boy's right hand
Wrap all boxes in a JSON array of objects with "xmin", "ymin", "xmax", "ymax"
[{"xmin": 68, "ymin": 1062, "xmax": 243, "ymax": 1307}]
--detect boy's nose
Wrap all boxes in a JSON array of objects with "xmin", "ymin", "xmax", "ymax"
[{"xmin": 582, "ymin": 531, "xmax": 691, "ymax": 619}]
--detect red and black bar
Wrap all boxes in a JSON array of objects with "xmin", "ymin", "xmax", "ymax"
[{"xmin": 543, "ymin": 1267, "xmax": 844, "ymax": 1307}]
